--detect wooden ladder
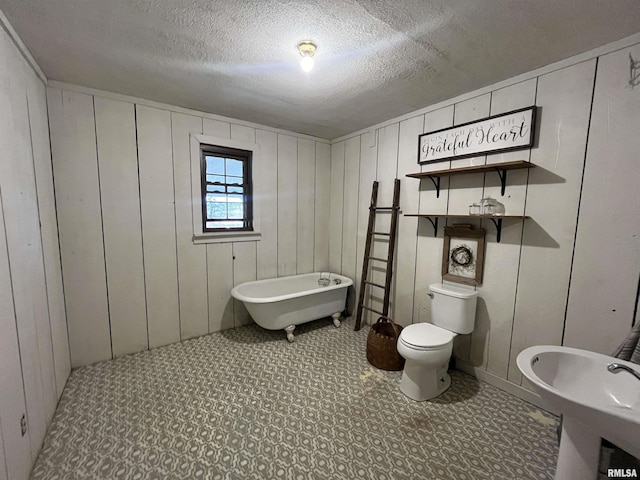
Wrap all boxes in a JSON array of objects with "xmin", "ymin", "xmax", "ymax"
[{"xmin": 354, "ymin": 179, "xmax": 401, "ymax": 331}]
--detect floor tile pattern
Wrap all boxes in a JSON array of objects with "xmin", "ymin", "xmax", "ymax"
[{"xmin": 31, "ymin": 318, "xmax": 558, "ymax": 479}]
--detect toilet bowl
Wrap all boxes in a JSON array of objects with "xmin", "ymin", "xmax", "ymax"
[{"xmin": 397, "ymin": 283, "xmax": 477, "ymax": 401}]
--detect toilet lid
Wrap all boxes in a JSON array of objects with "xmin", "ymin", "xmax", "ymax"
[{"xmin": 401, "ymin": 323, "xmax": 455, "ymax": 349}]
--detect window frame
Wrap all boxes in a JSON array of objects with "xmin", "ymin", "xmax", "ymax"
[
  {"xmin": 200, "ymin": 144, "xmax": 253, "ymax": 233},
  {"xmin": 189, "ymin": 132, "xmax": 261, "ymax": 244}
]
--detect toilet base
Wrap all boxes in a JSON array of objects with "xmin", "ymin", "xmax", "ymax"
[{"xmin": 399, "ymin": 359, "xmax": 451, "ymax": 401}]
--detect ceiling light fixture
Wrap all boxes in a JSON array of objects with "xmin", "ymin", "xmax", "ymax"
[{"xmin": 297, "ymin": 40, "xmax": 317, "ymax": 73}]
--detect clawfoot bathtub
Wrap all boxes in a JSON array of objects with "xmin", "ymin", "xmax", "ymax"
[{"xmin": 231, "ymin": 272, "xmax": 353, "ymax": 341}]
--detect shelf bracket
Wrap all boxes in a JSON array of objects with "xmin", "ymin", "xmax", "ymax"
[
  {"xmin": 494, "ymin": 168, "xmax": 508, "ymax": 196},
  {"xmin": 426, "ymin": 175, "xmax": 441, "ymax": 198},
  {"xmin": 426, "ymin": 216, "xmax": 439, "ymax": 237},
  {"xmin": 488, "ymin": 217, "xmax": 503, "ymax": 242}
]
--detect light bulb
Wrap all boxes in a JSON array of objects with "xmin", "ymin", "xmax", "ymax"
[{"xmin": 300, "ymin": 56, "xmax": 314, "ymax": 72}]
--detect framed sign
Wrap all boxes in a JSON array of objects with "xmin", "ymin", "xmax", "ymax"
[
  {"xmin": 418, "ymin": 106, "xmax": 536, "ymax": 164},
  {"xmin": 442, "ymin": 225, "xmax": 485, "ymax": 286}
]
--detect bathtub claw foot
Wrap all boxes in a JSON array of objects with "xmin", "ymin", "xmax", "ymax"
[
  {"xmin": 332, "ymin": 312, "xmax": 341, "ymax": 328},
  {"xmin": 284, "ymin": 325, "xmax": 295, "ymax": 342}
]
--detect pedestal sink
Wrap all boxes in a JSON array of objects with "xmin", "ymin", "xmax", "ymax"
[{"xmin": 517, "ymin": 345, "xmax": 640, "ymax": 480}]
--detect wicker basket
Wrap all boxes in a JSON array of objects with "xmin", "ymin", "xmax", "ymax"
[{"xmin": 366, "ymin": 316, "xmax": 405, "ymax": 371}]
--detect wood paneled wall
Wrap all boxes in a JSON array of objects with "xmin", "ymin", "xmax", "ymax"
[
  {"xmin": 0, "ymin": 25, "xmax": 70, "ymax": 480},
  {"xmin": 330, "ymin": 44, "xmax": 640, "ymax": 396},
  {"xmin": 47, "ymin": 86, "xmax": 332, "ymax": 368}
]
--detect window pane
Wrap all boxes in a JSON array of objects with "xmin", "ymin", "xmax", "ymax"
[
  {"xmin": 227, "ymin": 205, "xmax": 244, "ymax": 220},
  {"xmin": 227, "ymin": 194, "xmax": 244, "ymax": 219},
  {"xmin": 206, "ymin": 193, "xmax": 226, "ymax": 203},
  {"xmin": 206, "ymin": 156, "xmax": 225, "ymax": 174},
  {"xmin": 209, "ymin": 205, "xmax": 228, "ymax": 220},
  {"xmin": 228, "ymin": 186, "xmax": 244, "ymax": 194},
  {"xmin": 206, "ymin": 220, "xmax": 243, "ymax": 229},
  {"xmin": 206, "ymin": 174, "xmax": 226, "ymax": 185},
  {"xmin": 226, "ymin": 175, "xmax": 243, "ymax": 186},
  {"xmin": 206, "ymin": 194, "xmax": 228, "ymax": 220},
  {"xmin": 226, "ymin": 158, "xmax": 243, "ymax": 177}
]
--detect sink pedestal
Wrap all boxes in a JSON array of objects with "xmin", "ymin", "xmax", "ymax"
[{"xmin": 555, "ymin": 417, "xmax": 600, "ymax": 480}]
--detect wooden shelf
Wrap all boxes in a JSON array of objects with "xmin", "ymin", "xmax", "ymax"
[
  {"xmin": 406, "ymin": 160, "xmax": 535, "ymax": 197},
  {"xmin": 403, "ymin": 214, "xmax": 529, "ymax": 242}
]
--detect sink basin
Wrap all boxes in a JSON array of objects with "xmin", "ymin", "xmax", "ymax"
[{"xmin": 517, "ymin": 345, "xmax": 640, "ymax": 479}]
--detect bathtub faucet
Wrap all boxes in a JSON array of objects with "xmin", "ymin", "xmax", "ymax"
[{"xmin": 318, "ymin": 272, "xmax": 331, "ymax": 287}]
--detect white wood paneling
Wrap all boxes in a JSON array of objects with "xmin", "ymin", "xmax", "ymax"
[
  {"xmin": 1, "ymin": 26, "xmax": 68, "ymax": 477},
  {"xmin": 27, "ymin": 76, "xmax": 70, "ymax": 398},
  {"xmin": 48, "ymin": 81, "xmax": 333, "ymax": 364},
  {"xmin": 18, "ymin": 85, "xmax": 58, "ymax": 417},
  {"xmin": 200, "ymin": 118, "xmax": 236, "ymax": 336},
  {"xmin": 484, "ymin": 79, "xmax": 537, "ymax": 214},
  {"xmin": 171, "ymin": 112, "xmax": 208, "ymax": 340},
  {"xmin": 0, "ymin": 425, "xmax": 7, "ymax": 480},
  {"xmin": 36, "ymin": 35, "xmax": 639, "ymax": 409},
  {"xmin": 471, "ymin": 80, "xmax": 537, "ymax": 374},
  {"xmin": 376, "ymin": 124, "xmax": 399, "ymax": 209},
  {"xmin": 0, "ymin": 196, "xmax": 31, "ymax": 480},
  {"xmin": 231, "ymin": 124, "xmax": 259, "ymax": 327},
  {"xmin": 448, "ymin": 94, "xmax": 491, "ymax": 218},
  {"xmin": 94, "ymin": 97, "xmax": 148, "ymax": 357},
  {"xmin": 230, "ymin": 123, "xmax": 255, "ymax": 143},
  {"xmin": 370, "ymin": 124, "xmax": 399, "ymax": 317},
  {"xmin": 508, "ymin": 60, "xmax": 596, "ymax": 384},
  {"xmin": 329, "ymin": 142, "xmax": 345, "ymax": 274},
  {"xmin": 394, "ymin": 115, "xmax": 423, "ymax": 326},
  {"xmin": 297, "ymin": 138, "xmax": 316, "ymax": 274},
  {"xmin": 255, "ymin": 130, "xmax": 278, "ymax": 280},
  {"xmin": 355, "ymin": 132, "xmax": 377, "ymax": 324},
  {"xmin": 314, "ymin": 142, "xmax": 331, "ymax": 272},
  {"xmin": 233, "ymin": 241, "xmax": 257, "ymax": 326},
  {"xmin": 136, "ymin": 105, "xmax": 181, "ymax": 349},
  {"xmin": 448, "ymin": 96, "xmax": 490, "ymax": 363},
  {"xmin": 326, "ymin": 46, "xmax": 638, "ymax": 399},
  {"xmin": 48, "ymin": 88, "xmax": 112, "ymax": 367},
  {"xmin": 207, "ymin": 243, "xmax": 234, "ymax": 332},
  {"xmin": 413, "ymin": 107, "xmax": 453, "ymax": 325},
  {"xmin": 564, "ymin": 49, "xmax": 640, "ymax": 354},
  {"xmin": 341, "ymin": 136, "xmax": 361, "ymax": 281},
  {"xmin": 277, "ymin": 134, "xmax": 298, "ymax": 276},
  {"xmin": 419, "ymin": 106, "xmax": 454, "ymax": 201},
  {"xmin": 203, "ymin": 118, "xmax": 231, "ymax": 138},
  {"xmin": 449, "ymin": 94, "xmax": 492, "ymax": 172},
  {"xmin": 1, "ymin": 70, "xmax": 56, "ymax": 459}
]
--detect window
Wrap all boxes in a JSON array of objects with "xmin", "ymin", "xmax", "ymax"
[{"xmin": 200, "ymin": 144, "xmax": 253, "ymax": 232}]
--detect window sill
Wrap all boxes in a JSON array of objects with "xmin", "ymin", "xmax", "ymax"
[{"xmin": 193, "ymin": 231, "xmax": 262, "ymax": 244}]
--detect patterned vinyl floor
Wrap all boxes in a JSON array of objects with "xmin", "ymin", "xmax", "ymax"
[{"xmin": 31, "ymin": 318, "xmax": 559, "ymax": 480}]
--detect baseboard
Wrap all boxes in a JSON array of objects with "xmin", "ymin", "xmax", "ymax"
[{"xmin": 455, "ymin": 359, "xmax": 559, "ymax": 416}]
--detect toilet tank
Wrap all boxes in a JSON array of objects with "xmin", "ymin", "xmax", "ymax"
[{"xmin": 429, "ymin": 283, "xmax": 478, "ymax": 334}]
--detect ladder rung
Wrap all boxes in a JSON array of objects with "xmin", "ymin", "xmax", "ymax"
[
  {"xmin": 361, "ymin": 305, "xmax": 384, "ymax": 316},
  {"xmin": 371, "ymin": 206, "xmax": 394, "ymax": 211},
  {"xmin": 364, "ymin": 280, "xmax": 385, "ymax": 289},
  {"xmin": 367, "ymin": 256, "xmax": 386, "ymax": 262},
  {"xmin": 373, "ymin": 231, "xmax": 390, "ymax": 236}
]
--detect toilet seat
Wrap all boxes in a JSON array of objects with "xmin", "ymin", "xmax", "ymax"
[{"xmin": 400, "ymin": 323, "xmax": 455, "ymax": 350}]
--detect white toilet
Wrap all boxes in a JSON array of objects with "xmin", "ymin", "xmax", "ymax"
[{"xmin": 397, "ymin": 283, "xmax": 478, "ymax": 401}]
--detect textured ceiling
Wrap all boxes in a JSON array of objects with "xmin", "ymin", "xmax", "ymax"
[{"xmin": 1, "ymin": 0, "xmax": 640, "ymax": 139}]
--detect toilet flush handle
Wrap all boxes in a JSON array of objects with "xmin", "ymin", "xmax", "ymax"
[{"xmin": 427, "ymin": 293, "xmax": 434, "ymax": 299}]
